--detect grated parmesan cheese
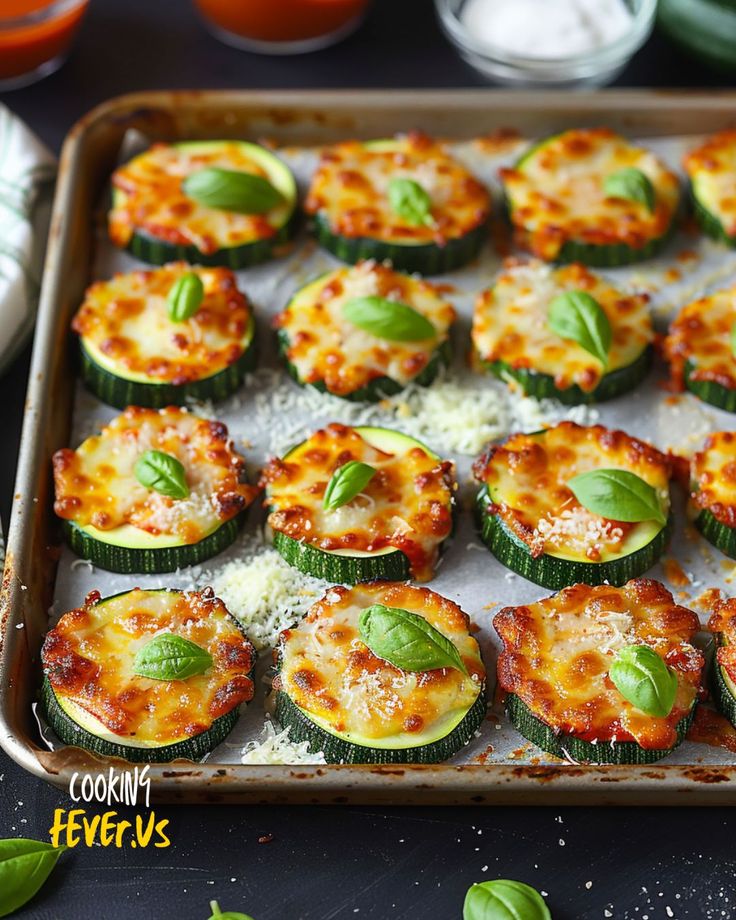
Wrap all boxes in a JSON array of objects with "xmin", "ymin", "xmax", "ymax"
[{"xmin": 241, "ymin": 718, "xmax": 326, "ymax": 765}]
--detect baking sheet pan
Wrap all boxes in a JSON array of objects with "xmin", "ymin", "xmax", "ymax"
[{"xmin": 3, "ymin": 90, "xmax": 736, "ymax": 803}]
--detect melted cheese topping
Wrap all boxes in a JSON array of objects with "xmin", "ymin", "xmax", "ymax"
[
  {"xmin": 473, "ymin": 421, "xmax": 672, "ymax": 563},
  {"xmin": 276, "ymin": 260, "xmax": 456, "ymax": 396},
  {"xmin": 684, "ymin": 130, "xmax": 736, "ymax": 237},
  {"xmin": 494, "ymin": 579, "xmax": 703, "ymax": 750},
  {"xmin": 53, "ymin": 406, "xmax": 258, "ymax": 544},
  {"xmin": 261, "ymin": 423, "xmax": 455, "ymax": 582},
  {"xmin": 72, "ymin": 262, "xmax": 254, "ymax": 385},
  {"xmin": 708, "ymin": 597, "xmax": 736, "ymax": 687},
  {"xmin": 692, "ymin": 431, "xmax": 736, "ymax": 529},
  {"xmin": 472, "ymin": 259, "xmax": 653, "ymax": 392},
  {"xmin": 42, "ymin": 588, "xmax": 255, "ymax": 745},
  {"xmin": 276, "ymin": 582, "xmax": 484, "ymax": 743},
  {"xmin": 501, "ymin": 128, "xmax": 680, "ymax": 261},
  {"xmin": 664, "ymin": 284, "xmax": 736, "ymax": 391},
  {"xmin": 304, "ymin": 133, "xmax": 491, "ymax": 245},
  {"xmin": 109, "ymin": 141, "xmax": 295, "ymax": 254}
]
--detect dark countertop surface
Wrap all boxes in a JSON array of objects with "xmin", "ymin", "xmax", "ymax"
[{"xmin": 0, "ymin": 1, "xmax": 734, "ymax": 917}]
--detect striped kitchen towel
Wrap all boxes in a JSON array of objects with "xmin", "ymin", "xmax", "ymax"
[{"xmin": 0, "ymin": 103, "xmax": 56, "ymax": 375}]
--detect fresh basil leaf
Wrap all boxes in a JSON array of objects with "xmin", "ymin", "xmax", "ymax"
[
  {"xmin": 603, "ymin": 167, "xmax": 656, "ymax": 213},
  {"xmin": 388, "ymin": 177, "xmax": 433, "ymax": 226},
  {"xmin": 133, "ymin": 633, "xmax": 213, "ymax": 681},
  {"xmin": 609, "ymin": 645, "xmax": 678, "ymax": 717},
  {"xmin": 168, "ymin": 272, "xmax": 204, "ymax": 323},
  {"xmin": 183, "ymin": 167, "xmax": 282, "ymax": 214},
  {"xmin": 0, "ymin": 838, "xmax": 67, "ymax": 918},
  {"xmin": 343, "ymin": 296, "xmax": 436, "ymax": 342},
  {"xmin": 207, "ymin": 900, "xmax": 255, "ymax": 920},
  {"xmin": 731, "ymin": 320, "xmax": 736, "ymax": 359},
  {"xmin": 323, "ymin": 461, "xmax": 376, "ymax": 511},
  {"xmin": 567, "ymin": 468, "xmax": 667, "ymax": 526},
  {"xmin": 134, "ymin": 450, "xmax": 190, "ymax": 500},
  {"xmin": 463, "ymin": 879, "xmax": 551, "ymax": 920},
  {"xmin": 547, "ymin": 290, "xmax": 612, "ymax": 368},
  {"xmin": 359, "ymin": 604, "xmax": 469, "ymax": 676}
]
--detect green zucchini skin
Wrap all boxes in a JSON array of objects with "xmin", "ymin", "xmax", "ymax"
[
  {"xmin": 695, "ymin": 508, "xmax": 736, "ymax": 559},
  {"xmin": 271, "ymin": 528, "xmax": 410, "ymax": 584},
  {"xmin": 277, "ymin": 330, "xmax": 451, "ymax": 403},
  {"xmin": 41, "ymin": 676, "xmax": 240, "ymax": 763},
  {"xmin": 79, "ymin": 332, "xmax": 257, "ymax": 410},
  {"xmin": 483, "ymin": 345, "xmax": 653, "ymax": 406},
  {"xmin": 505, "ymin": 692, "xmax": 695, "ymax": 765},
  {"xmin": 711, "ymin": 654, "xmax": 736, "ymax": 729},
  {"xmin": 275, "ymin": 686, "xmax": 487, "ymax": 764},
  {"xmin": 691, "ymin": 188, "xmax": 736, "ymax": 248},
  {"xmin": 475, "ymin": 486, "xmax": 671, "ymax": 590},
  {"xmin": 684, "ymin": 359, "xmax": 736, "ymax": 413},
  {"xmin": 124, "ymin": 209, "xmax": 299, "ymax": 269},
  {"xmin": 312, "ymin": 212, "xmax": 487, "ymax": 276},
  {"xmin": 63, "ymin": 511, "xmax": 244, "ymax": 575}
]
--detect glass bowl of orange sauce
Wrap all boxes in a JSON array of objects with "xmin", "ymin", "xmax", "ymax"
[
  {"xmin": 0, "ymin": 0, "xmax": 90, "ymax": 90},
  {"xmin": 194, "ymin": 0, "xmax": 371, "ymax": 54}
]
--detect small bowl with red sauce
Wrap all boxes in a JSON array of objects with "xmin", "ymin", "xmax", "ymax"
[{"xmin": 0, "ymin": 0, "xmax": 89, "ymax": 90}]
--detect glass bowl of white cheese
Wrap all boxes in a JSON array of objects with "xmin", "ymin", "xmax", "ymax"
[{"xmin": 435, "ymin": 0, "xmax": 656, "ymax": 87}]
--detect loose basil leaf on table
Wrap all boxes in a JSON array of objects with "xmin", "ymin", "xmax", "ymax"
[
  {"xmin": 183, "ymin": 167, "xmax": 283, "ymax": 214},
  {"xmin": 168, "ymin": 272, "xmax": 204, "ymax": 323},
  {"xmin": 134, "ymin": 449, "xmax": 190, "ymax": 500},
  {"xmin": 323, "ymin": 460, "xmax": 376, "ymax": 511},
  {"xmin": 609, "ymin": 644, "xmax": 678, "ymax": 717},
  {"xmin": 359, "ymin": 604, "xmax": 469, "ymax": 676},
  {"xmin": 207, "ymin": 900, "xmax": 255, "ymax": 920},
  {"xmin": 387, "ymin": 176, "xmax": 434, "ymax": 226},
  {"xmin": 603, "ymin": 167, "xmax": 656, "ymax": 213},
  {"xmin": 547, "ymin": 290, "xmax": 611, "ymax": 368},
  {"xmin": 567, "ymin": 468, "xmax": 667, "ymax": 526},
  {"xmin": 463, "ymin": 878, "xmax": 551, "ymax": 920},
  {"xmin": 133, "ymin": 633, "xmax": 213, "ymax": 681},
  {"xmin": 343, "ymin": 296, "xmax": 436, "ymax": 342},
  {"xmin": 731, "ymin": 320, "xmax": 736, "ymax": 358},
  {"xmin": 0, "ymin": 838, "xmax": 67, "ymax": 918}
]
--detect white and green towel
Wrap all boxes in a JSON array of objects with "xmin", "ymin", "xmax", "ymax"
[{"xmin": 0, "ymin": 103, "xmax": 56, "ymax": 375}]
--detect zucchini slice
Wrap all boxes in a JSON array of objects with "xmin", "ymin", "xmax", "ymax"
[
  {"xmin": 500, "ymin": 129, "xmax": 680, "ymax": 266},
  {"xmin": 684, "ymin": 130, "xmax": 736, "ymax": 248},
  {"xmin": 273, "ymin": 582, "xmax": 486, "ymax": 764},
  {"xmin": 691, "ymin": 431, "xmax": 736, "ymax": 559},
  {"xmin": 473, "ymin": 422, "xmax": 673, "ymax": 590},
  {"xmin": 73, "ymin": 262, "xmax": 257, "ymax": 409},
  {"xmin": 707, "ymin": 598, "xmax": 736, "ymax": 729},
  {"xmin": 472, "ymin": 260, "xmax": 654, "ymax": 404},
  {"xmin": 53, "ymin": 406, "xmax": 259, "ymax": 574},
  {"xmin": 262, "ymin": 422, "xmax": 455, "ymax": 584},
  {"xmin": 664, "ymin": 285, "xmax": 736, "ymax": 412},
  {"xmin": 276, "ymin": 261, "xmax": 455, "ymax": 401},
  {"xmin": 41, "ymin": 588, "xmax": 256, "ymax": 763},
  {"xmin": 305, "ymin": 136, "xmax": 491, "ymax": 274},
  {"xmin": 109, "ymin": 140, "xmax": 298, "ymax": 268},
  {"xmin": 494, "ymin": 579, "xmax": 704, "ymax": 764}
]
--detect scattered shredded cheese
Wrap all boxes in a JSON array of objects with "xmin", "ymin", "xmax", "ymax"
[{"xmin": 241, "ymin": 718, "xmax": 326, "ymax": 765}]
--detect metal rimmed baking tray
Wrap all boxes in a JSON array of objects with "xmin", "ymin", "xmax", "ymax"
[{"xmin": 3, "ymin": 89, "xmax": 736, "ymax": 804}]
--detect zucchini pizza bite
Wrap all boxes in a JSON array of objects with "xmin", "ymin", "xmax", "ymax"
[
  {"xmin": 494, "ymin": 579, "xmax": 704, "ymax": 764},
  {"xmin": 304, "ymin": 133, "xmax": 491, "ymax": 275},
  {"xmin": 41, "ymin": 588, "xmax": 256, "ymax": 763},
  {"xmin": 684, "ymin": 130, "xmax": 736, "ymax": 247},
  {"xmin": 108, "ymin": 141, "xmax": 297, "ymax": 268},
  {"xmin": 473, "ymin": 422, "xmax": 673, "ymax": 590},
  {"xmin": 500, "ymin": 128, "xmax": 680, "ymax": 266},
  {"xmin": 708, "ymin": 596, "xmax": 736, "ymax": 730},
  {"xmin": 273, "ymin": 582, "xmax": 486, "ymax": 764},
  {"xmin": 53, "ymin": 406, "xmax": 258, "ymax": 574},
  {"xmin": 275, "ymin": 260, "xmax": 455, "ymax": 401},
  {"xmin": 471, "ymin": 259, "xmax": 653, "ymax": 405},
  {"xmin": 261, "ymin": 422, "xmax": 455, "ymax": 584},
  {"xmin": 72, "ymin": 263, "xmax": 256, "ymax": 409},
  {"xmin": 691, "ymin": 431, "xmax": 736, "ymax": 559},
  {"xmin": 664, "ymin": 284, "xmax": 736, "ymax": 412}
]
